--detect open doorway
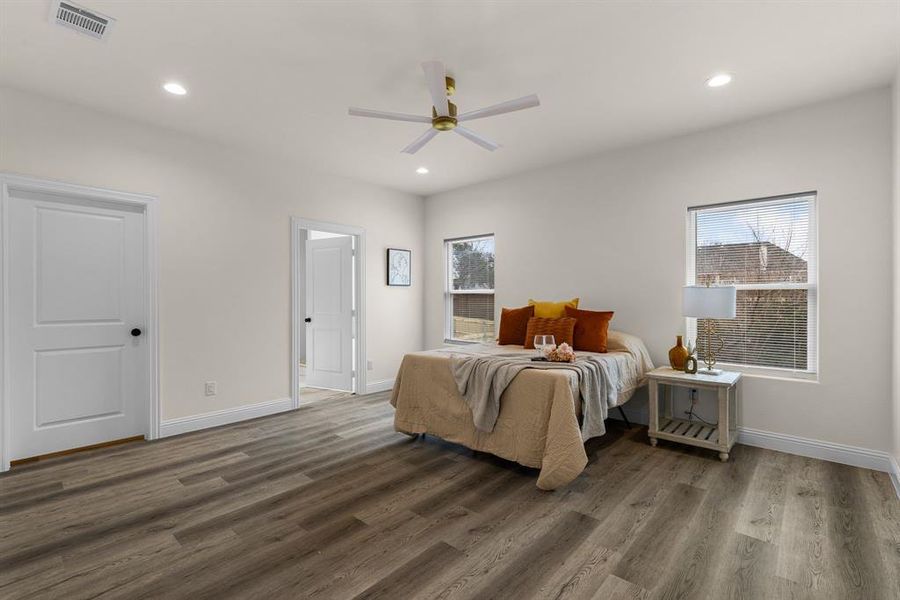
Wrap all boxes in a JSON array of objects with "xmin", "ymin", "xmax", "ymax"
[{"xmin": 291, "ymin": 218, "xmax": 366, "ymax": 408}]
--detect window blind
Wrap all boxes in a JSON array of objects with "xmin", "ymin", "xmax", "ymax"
[
  {"xmin": 446, "ymin": 235, "xmax": 495, "ymax": 342},
  {"xmin": 449, "ymin": 236, "xmax": 495, "ymax": 291},
  {"xmin": 687, "ymin": 194, "xmax": 817, "ymax": 373}
]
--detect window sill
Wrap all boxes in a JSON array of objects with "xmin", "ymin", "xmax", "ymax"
[
  {"xmin": 716, "ymin": 362, "xmax": 818, "ymax": 383},
  {"xmin": 443, "ymin": 338, "xmax": 480, "ymax": 346}
]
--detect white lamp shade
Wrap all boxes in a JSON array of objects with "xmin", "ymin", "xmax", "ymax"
[{"xmin": 683, "ymin": 285, "xmax": 737, "ymax": 319}]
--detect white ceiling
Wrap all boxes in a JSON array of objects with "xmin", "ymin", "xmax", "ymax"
[{"xmin": 2, "ymin": 1, "xmax": 898, "ymax": 196}]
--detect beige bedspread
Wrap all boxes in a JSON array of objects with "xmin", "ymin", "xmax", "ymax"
[{"xmin": 390, "ymin": 331, "xmax": 653, "ymax": 490}]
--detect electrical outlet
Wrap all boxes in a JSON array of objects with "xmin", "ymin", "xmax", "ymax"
[
  {"xmin": 367, "ymin": 360, "xmax": 374, "ymax": 371},
  {"xmin": 205, "ymin": 381, "xmax": 217, "ymax": 396}
]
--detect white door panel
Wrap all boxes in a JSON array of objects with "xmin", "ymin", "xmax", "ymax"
[
  {"xmin": 36, "ymin": 345, "xmax": 124, "ymax": 426},
  {"xmin": 36, "ymin": 206, "xmax": 125, "ymax": 323},
  {"xmin": 8, "ymin": 190, "xmax": 148, "ymax": 460},
  {"xmin": 305, "ymin": 236, "xmax": 353, "ymax": 391}
]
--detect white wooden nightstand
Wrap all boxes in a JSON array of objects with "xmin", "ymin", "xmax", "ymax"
[{"xmin": 646, "ymin": 367, "xmax": 742, "ymax": 461}]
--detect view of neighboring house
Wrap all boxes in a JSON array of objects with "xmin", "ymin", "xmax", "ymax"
[
  {"xmin": 697, "ymin": 241, "xmax": 810, "ymax": 370},
  {"xmin": 696, "ymin": 241, "xmax": 807, "ymax": 285}
]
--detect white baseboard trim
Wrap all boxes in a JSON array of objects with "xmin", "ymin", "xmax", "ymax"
[
  {"xmin": 738, "ymin": 426, "xmax": 895, "ymax": 474},
  {"xmin": 365, "ymin": 378, "xmax": 395, "ymax": 394},
  {"xmin": 159, "ymin": 397, "xmax": 293, "ymax": 438},
  {"xmin": 890, "ymin": 456, "xmax": 900, "ymax": 499}
]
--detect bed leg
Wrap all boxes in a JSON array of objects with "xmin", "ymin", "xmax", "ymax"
[{"xmin": 616, "ymin": 406, "xmax": 632, "ymax": 429}]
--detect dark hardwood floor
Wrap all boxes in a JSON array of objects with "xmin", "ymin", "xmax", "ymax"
[{"xmin": 1, "ymin": 391, "xmax": 898, "ymax": 599}]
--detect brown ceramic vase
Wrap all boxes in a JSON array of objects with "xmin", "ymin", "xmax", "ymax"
[{"xmin": 668, "ymin": 335, "xmax": 689, "ymax": 371}]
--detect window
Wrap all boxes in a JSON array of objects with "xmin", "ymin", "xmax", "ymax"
[
  {"xmin": 687, "ymin": 193, "xmax": 817, "ymax": 375},
  {"xmin": 445, "ymin": 235, "xmax": 495, "ymax": 342}
]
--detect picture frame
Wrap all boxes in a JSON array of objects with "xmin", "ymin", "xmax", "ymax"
[{"xmin": 386, "ymin": 248, "xmax": 411, "ymax": 286}]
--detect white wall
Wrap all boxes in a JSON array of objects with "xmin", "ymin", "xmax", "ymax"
[
  {"xmin": 0, "ymin": 86, "xmax": 424, "ymax": 420},
  {"xmin": 426, "ymin": 88, "xmax": 893, "ymax": 453},
  {"xmin": 893, "ymin": 68, "xmax": 900, "ymax": 466}
]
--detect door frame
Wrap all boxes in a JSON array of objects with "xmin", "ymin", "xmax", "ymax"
[
  {"xmin": 291, "ymin": 217, "xmax": 366, "ymax": 408},
  {"xmin": 0, "ymin": 173, "xmax": 160, "ymax": 471}
]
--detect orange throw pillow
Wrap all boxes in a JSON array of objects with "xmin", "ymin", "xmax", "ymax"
[
  {"xmin": 497, "ymin": 305, "xmax": 535, "ymax": 345},
  {"xmin": 524, "ymin": 317, "xmax": 576, "ymax": 349},
  {"xmin": 565, "ymin": 306, "xmax": 614, "ymax": 353}
]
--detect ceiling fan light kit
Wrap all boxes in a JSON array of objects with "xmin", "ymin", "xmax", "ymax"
[{"xmin": 348, "ymin": 61, "xmax": 540, "ymax": 154}]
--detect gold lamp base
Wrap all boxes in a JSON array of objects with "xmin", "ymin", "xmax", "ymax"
[{"xmin": 700, "ymin": 320, "xmax": 726, "ymax": 374}]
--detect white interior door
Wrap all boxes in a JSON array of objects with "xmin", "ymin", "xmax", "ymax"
[
  {"xmin": 305, "ymin": 236, "xmax": 353, "ymax": 391},
  {"xmin": 7, "ymin": 189, "xmax": 148, "ymax": 461}
]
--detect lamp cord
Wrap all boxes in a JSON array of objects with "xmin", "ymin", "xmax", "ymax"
[{"xmin": 685, "ymin": 391, "xmax": 717, "ymax": 426}]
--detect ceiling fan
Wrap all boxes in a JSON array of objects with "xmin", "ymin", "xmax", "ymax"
[{"xmin": 348, "ymin": 61, "xmax": 540, "ymax": 154}]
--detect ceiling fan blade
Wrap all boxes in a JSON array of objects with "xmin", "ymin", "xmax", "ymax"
[
  {"xmin": 457, "ymin": 94, "xmax": 540, "ymax": 122},
  {"xmin": 421, "ymin": 60, "xmax": 449, "ymax": 116},
  {"xmin": 401, "ymin": 128, "xmax": 439, "ymax": 154},
  {"xmin": 348, "ymin": 107, "xmax": 431, "ymax": 123},
  {"xmin": 454, "ymin": 126, "xmax": 500, "ymax": 151}
]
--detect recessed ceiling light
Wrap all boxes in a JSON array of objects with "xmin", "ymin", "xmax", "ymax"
[
  {"xmin": 163, "ymin": 82, "xmax": 187, "ymax": 96},
  {"xmin": 416, "ymin": 167, "xmax": 429, "ymax": 175},
  {"xmin": 706, "ymin": 73, "xmax": 733, "ymax": 88}
]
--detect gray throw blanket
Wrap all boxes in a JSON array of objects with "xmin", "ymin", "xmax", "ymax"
[{"xmin": 450, "ymin": 353, "xmax": 633, "ymax": 441}]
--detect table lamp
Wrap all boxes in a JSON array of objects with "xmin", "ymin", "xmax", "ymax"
[{"xmin": 683, "ymin": 285, "xmax": 737, "ymax": 375}]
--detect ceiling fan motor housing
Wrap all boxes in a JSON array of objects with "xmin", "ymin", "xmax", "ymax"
[{"xmin": 432, "ymin": 100, "xmax": 457, "ymax": 131}]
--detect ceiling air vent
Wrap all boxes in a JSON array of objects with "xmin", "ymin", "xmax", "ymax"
[{"xmin": 50, "ymin": 1, "xmax": 115, "ymax": 40}]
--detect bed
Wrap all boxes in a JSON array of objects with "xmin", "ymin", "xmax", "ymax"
[{"xmin": 389, "ymin": 330, "xmax": 654, "ymax": 490}]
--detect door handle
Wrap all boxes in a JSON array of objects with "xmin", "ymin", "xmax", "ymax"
[
  {"xmin": 304, "ymin": 318, "xmax": 312, "ymax": 323},
  {"xmin": 131, "ymin": 328, "xmax": 142, "ymax": 337}
]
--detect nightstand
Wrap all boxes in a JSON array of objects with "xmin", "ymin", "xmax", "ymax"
[{"xmin": 646, "ymin": 367, "xmax": 742, "ymax": 461}]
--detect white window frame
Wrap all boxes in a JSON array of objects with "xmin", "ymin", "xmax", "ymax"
[
  {"xmin": 444, "ymin": 234, "xmax": 495, "ymax": 344},
  {"xmin": 685, "ymin": 193, "xmax": 818, "ymax": 381}
]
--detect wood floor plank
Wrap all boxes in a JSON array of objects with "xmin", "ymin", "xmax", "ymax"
[
  {"xmin": 165, "ymin": 518, "xmax": 369, "ymax": 600},
  {"xmin": 236, "ymin": 507, "xmax": 438, "ymax": 598},
  {"xmin": 776, "ymin": 455, "xmax": 835, "ymax": 595},
  {"xmin": 173, "ymin": 444, "xmax": 433, "ymax": 545},
  {"xmin": 534, "ymin": 544, "xmax": 622, "ymax": 600},
  {"xmin": 296, "ymin": 508, "xmax": 466, "ymax": 598},
  {"xmin": 612, "ymin": 482, "xmax": 706, "ymax": 591},
  {"xmin": 592, "ymin": 574, "xmax": 649, "ymax": 599},
  {"xmin": 420, "ymin": 493, "xmax": 574, "ymax": 598},
  {"xmin": 706, "ymin": 532, "xmax": 779, "ymax": 600},
  {"xmin": 653, "ymin": 444, "xmax": 761, "ymax": 600},
  {"xmin": 822, "ymin": 461, "xmax": 889, "ymax": 599},
  {"xmin": 734, "ymin": 459, "xmax": 787, "ymax": 544},
  {"xmin": 352, "ymin": 541, "xmax": 463, "ymax": 599},
  {"xmin": 0, "ymin": 390, "xmax": 895, "ymax": 600},
  {"xmin": 856, "ymin": 468, "xmax": 900, "ymax": 595},
  {"xmin": 467, "ymin": 510, "xmax": 601, "ymax": 599}
]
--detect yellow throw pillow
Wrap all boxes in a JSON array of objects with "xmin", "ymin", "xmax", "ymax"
[{"xmin": 528, "ymin": 298, "xmax": 580, "ymax": 319}]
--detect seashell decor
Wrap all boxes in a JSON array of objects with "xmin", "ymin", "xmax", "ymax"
[{"xmin": 545, "ymin": 342, "xmax": 576, "ymax": 363}]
